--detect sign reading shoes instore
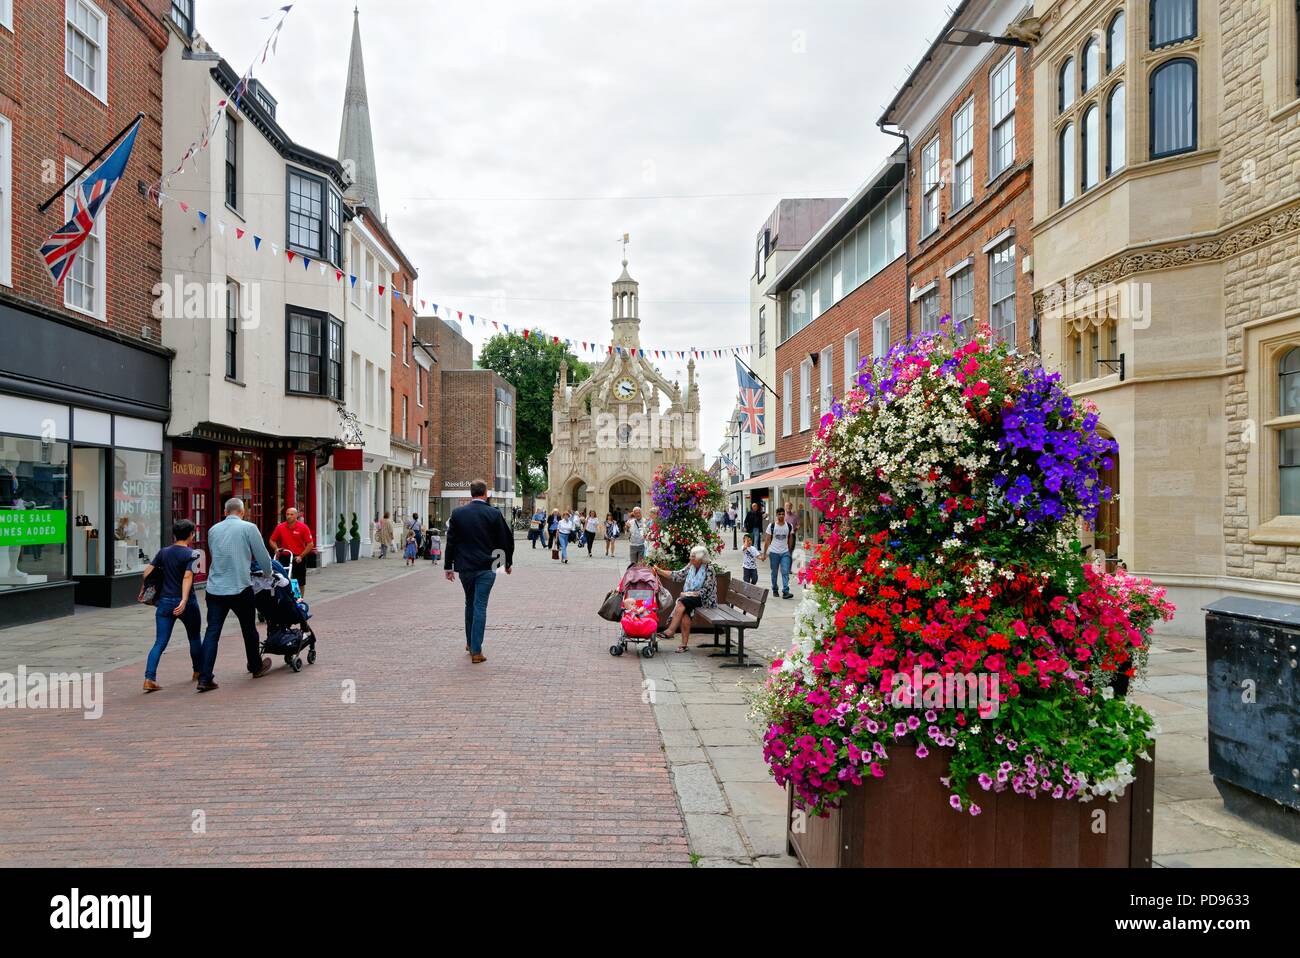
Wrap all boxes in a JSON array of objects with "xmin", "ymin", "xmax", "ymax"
[{"xmin": 0, "ymin": 298, "xmax": 171, "ymax": 627}]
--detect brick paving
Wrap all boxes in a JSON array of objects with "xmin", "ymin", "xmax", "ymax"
[{"xmin": 0, "ymin": 543, "xmax": 689, "ymax": 866}]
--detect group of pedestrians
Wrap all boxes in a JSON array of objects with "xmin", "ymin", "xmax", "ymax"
[
  {"xmin": 528, "ymin": 505, "xmax": 647, "ymax": 563},
  {"xmin": 374, "ymin": 511, "xmax": 442, "ymax": 565}
]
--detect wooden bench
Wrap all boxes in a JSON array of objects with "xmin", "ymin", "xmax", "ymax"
[{"xmin": 658, "ymin": 573, "xmax": 768, "ymax": 668}]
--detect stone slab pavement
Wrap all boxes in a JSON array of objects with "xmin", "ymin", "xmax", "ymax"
[{"xmin": 0, "ymin": 541, "xmax": 689, "ymax": 866}]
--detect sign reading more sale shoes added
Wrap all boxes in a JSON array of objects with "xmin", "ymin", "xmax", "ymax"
[{"xmin": 0, "ymin": 509, "xmax": 67, "ymax": 546}]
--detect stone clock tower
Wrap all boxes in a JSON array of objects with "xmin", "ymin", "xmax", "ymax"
[{"xmin": 544, "ymin": 252, "xmax": 703, "ymax": 521}]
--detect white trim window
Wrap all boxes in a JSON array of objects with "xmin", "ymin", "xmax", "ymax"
[
  {"xmin": 799, "ymin": 358, "xmax": 813, "ymax": 432},
  {"xmin": 951, "ymin": 265, "xmax": 975, "ymax": 339},
  {"xmin": 63, "ymin": 158, "xmax": 105, "ymax": 320},
  {"xmin": 843, "ymin": 329, "xmax": 859, "ymax": 392},
  {"xmin": 0, "ymin": 113, "xmax": 10, "ymax": 288},
  {"xmin": 990, "ymin": 52, "xmax": 1016, "ymax": 176},
  {"xmin": 872, "ymin": 311, "xmax": 891, "ymax": 359},
  {"xmin": 66, "ymin": 0, "xmax": 108, "ymax": 103},
  {"xmin": 951, "ymin": 98, "xmax": 974, "ymax": 210},
  {"xmin": 919, "ymin": 288, "xmax": 941, "ymax": 334},
  {"xmin": 365, "ymin": 252, "xmax": 376, "ymax": 319},
  {"xmin": 921, "ymin": 136, "xmax": 941, "ymax": 236},
  {"xmin": 782, "ymin": 369, "xmax": 793, "ymax": 436},
  {"xmin": 416, "ymin": 364, "xmax": 424, "ymax": 407},
  {"xmin": 1, "ymin": 0, "xmax": 12, "ymax": 32},
  {"xmin": 989, "ymin": 238, "xmax": 1017, "ymax": 345},
  {"xmin": 819, "ymin": 346, "xmax": 833, "ymax": 415}
]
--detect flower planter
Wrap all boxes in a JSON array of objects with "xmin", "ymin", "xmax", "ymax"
[
  {"xmin": 786, "ymin": 741, "xmax": 1155, "ymax": 868},
  {"xmin": 349, "ymin": 540, "xmax": 361, "ymax": 561}
]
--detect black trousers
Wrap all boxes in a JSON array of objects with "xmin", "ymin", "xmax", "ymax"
[{"xmin": 200, "ymin": 587, "xmax": 262, "ymax": 682}]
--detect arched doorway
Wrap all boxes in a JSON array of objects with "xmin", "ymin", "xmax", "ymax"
[
  {"xmin": 566, "ymin": 477, "xmax": 588, "ymax": 515},
  {"xmin": 608, "ymin": 479, "xmax": 641, "ymax": 521}
]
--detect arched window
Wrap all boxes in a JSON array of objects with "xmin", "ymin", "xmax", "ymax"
[
  {"xmin": 1107, "ymin": 83, "xmax": 1126, "ymax": 174},
  {"xmin": 1150, "ymin": 0, "xmax": 1196, "ymax": 49},
  {"xmin": 1281, "ymin": 347, "xmax": 1300, "ymax": 415},
  {"xmin": 1060, "ymin": 122, "xmax": 1076, "ymax": 205},
  {"xmin": 1150, "ymin": 58, "xmax": 1197, "ymax": 158},
  {"xmin": 1280, "ymin": 348, "xmax": 1300, "ymax": 514},
  {"xmin": 1059, "ymin": 58, "xmax": 1076, "ymax": 112},
  {"xmin": 1082, "ymin": 105, "xmax": 1100, "ymax": 190},
  {"xmin": 1082, "ymin": 38, "xmax": 1100, "ymax": 92},
  {"xmin": 1107, "ymin": 11, "xmax": 1126, "ymax": 71}
]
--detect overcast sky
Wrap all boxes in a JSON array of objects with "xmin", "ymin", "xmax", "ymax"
[{"xmin": 198, "ymin": 0, "xmax": 947, "ymax": 455}]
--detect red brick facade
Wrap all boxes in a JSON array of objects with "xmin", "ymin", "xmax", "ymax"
[
  {"xmin": 904, "ymin": 43, "xmax": 1035, "ymax": 353},
  {"xmin": 0, "ymin": 0, "xmax": 168, "ymax": 338},
  {"xmin": 774, "ymin": 256, "xmax": 908, "ymax": 465}
]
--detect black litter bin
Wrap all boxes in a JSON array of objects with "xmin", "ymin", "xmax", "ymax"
[{"xmin": 1203, "ymin": 597, "xmax": 1300, "ymax": 840}]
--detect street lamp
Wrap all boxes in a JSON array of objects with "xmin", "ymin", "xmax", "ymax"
[{"xmin": 941, "ymin": 27, "xmax": 1031, "ymax": 48}]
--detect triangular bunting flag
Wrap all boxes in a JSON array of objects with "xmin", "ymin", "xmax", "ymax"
[
  {"xmin": 271, "ymin": 243, "xmax": 279, "ymax": 257},
  {"xmin": 286, "ymin": 251, "xmax": 296, "ymax": 264},
  {"xmin": 303, "ymin": 256, "xmax": 311, "ymax": 271},
  {"xmin": 253, "ymin": 236, "xmax": 262, "ymax": 251},
  {"xmin": 522, "ymin": 330, "xmax": 529, "ymax": 340},
  {"xmin": 335, "ymin": 269, "xmax": 344, "ymax": 282},
  {"xmin": 217, "ymin": 221, "xmax": 226, "ymax": 236},
  {"xmin": 378, "ymin": 285, "xmax": 386, "ymax": 297},
  {"xmin": 179, "ymin": 202, "xmax": 189, "ymax": 213},
  {"xmin": 197, "ymin": 211, "xmax": 208, "ymax": 224},
  {"xmin": 349, "ymin": 275, "xmax": 357, "ymax": 288},
  {"xmin": 235, "ymin": 228, "xmax": 245, "ymax": 240}
]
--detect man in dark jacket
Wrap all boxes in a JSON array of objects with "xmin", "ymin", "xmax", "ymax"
[{"xmin": 444, "ymin": 479, "xmax": 514, "ymax": 664}]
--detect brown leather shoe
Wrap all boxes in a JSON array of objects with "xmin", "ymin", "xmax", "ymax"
[
  {"xmin": 471, "ymin": 654, "xmax": 487, "ymax": 664},
  {"xmin": 143, "ymin": 679, "xmax": 161, "ymax": 693},
  {"xmin": 196, "ymin": 680, "xmax": 219, "ymax": 692},
  {"xmin": 251, "ymin": 656, "xmax": 273, "ymax": 678},
  {"xmin": 192, "ymin": 671, "xmax": 200, "ymax": 682}
]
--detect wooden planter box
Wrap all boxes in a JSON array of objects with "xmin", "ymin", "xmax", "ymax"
[{"xmin": 787, "ymin": 741, "xmax": 1154, "ymax": 867}]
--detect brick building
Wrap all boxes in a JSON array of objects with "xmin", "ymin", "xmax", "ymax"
[
  {"xmin": 0, "ymin": 0, "xmax": 173, "ymax": 624},
  {"xmin": 879, "ymin": 0, "xmax": 1036, "ymax": 354},
  {"xmin": 745, "ymin": 148, "xmax": 908, "ymax": 533}
]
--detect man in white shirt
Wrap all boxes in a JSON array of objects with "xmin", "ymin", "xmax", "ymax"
[
  {"xmin": 759, "ymin": 506, "xmax": 795, "ymax": 599},
  {"xmin": 626, "ymin": 506, "xmax": 647, "ymax": 564}
]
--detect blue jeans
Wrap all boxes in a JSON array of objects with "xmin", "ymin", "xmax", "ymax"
[
  {"xmin": 145, "ymin": 594, "xmax": 202, "ymax": 681},
  {"xmin": 200, "ymin": 587, "xmax": 262, "ymax": 682},
  {"xmin": 769, "ymin": 551, "xmax": 792, "ymax": 595},
  {"xmin": 558, "ymin": 531, "xmax": 569, "ymax": 560},
  {"xmin": 460, "ymin": 569, "xmax": 496, "ymax": 654}
]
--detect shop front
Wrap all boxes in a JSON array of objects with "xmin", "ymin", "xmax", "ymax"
[
  {"xmin": 0, "ymin": 301, "xmax": 170, "ymax": 626},
  {"xmin": 169, "ymin": 426, "xmax": 323, "ymax": 576}
]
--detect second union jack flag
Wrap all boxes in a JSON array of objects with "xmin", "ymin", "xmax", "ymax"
[{"xmin": 735, "ymin": 358, "xmax": 765, "ymax": 437}]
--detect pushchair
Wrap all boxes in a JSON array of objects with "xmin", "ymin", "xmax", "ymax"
[
  {"xmin": 609, "ymin": 563, "xmax": 663, "ymax": 659},
  {"xmin": 251, "ymin": 550, "xmax": 317, "ymax": 672}
]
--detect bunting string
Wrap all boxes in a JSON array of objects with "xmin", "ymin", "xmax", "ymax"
[{"xmin": 151, "ymin": 187, "xmax": 755, "ymax": 361}]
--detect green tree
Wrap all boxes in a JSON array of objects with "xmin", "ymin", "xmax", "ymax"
[{"xmin": 478, "ymin": 331, "xmax": 591, "ymax": 497}]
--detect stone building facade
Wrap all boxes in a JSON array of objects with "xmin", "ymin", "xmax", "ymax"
[
  {"xmin": 1031, "ymin": 0, "xmax": 1300, "ymax": 633},
  {"xmin": 545, "ymin": 259, "xmax": 703, "ymax": 520}
]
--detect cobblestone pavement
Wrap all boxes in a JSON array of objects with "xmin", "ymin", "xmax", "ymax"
[{"xmin": 0, "ymin": 541, "xmax": 688, "ymax": 866}]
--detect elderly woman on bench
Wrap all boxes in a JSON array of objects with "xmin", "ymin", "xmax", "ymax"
[{"xmin": 653, "ymin": 545, "xmax": 718, "ymax": 653}]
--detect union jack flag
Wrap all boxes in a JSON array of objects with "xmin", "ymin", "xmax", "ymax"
[
  {"xmin": 735, "ymin": 358, "xmax": 765, "ymax": 437},
  {"xmin": 40, "ymin": 117, "xmax": 142, "ymax": 287}
]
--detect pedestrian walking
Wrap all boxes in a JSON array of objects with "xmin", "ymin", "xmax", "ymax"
[
  {"xmin": 557, "ymin": 510, "xmax": 575, "ymax": 563},
  {"xmin": 604, "ymin": 513, "xmax": 619, "ymax": 557},
  {"xmin": 741, "ymin": 533, "xmax": 760, "ymax": 585},
  {"xmin": 377, "ymin": 512, "xmax": 397, "ymax": 558},
  {"xmin": 625, "ymin": 506, "xmax": 647, "ymax": 564},
  {"xmin": 584, "ymin": 510, "xmax": 599, "ymax": 557},
  {"xmin": 140, "ymin": 518, "xmax": 204, "ymax": 693},
  {"xmin": 744, "ymin": 501, "xmax": 765, "ymax": 543},
  {"xmin": 444, "ymin": 479, "xmax": 513, "ymax": 664},
  {"xmin": 269, "ymin": 506, "xmax": 314, "ymax": 596},
  {"xmin": 760, "ymin": 506, "xmax": 795, "ymax": 599},
  {"xmin": 428, "ymin": 529, "xmax": 441, "ymax": 563},
  {"xmin": 196, "ymin": 497, "xmax": 274, "ymax": 692},
  {"xmin": 529, "ymin": 507, "xmax": 546, "ymax": 548},
  {"xmin": 403, "ymin": 531, "xmax": 418, "ymax": 565},
  {"xmin": 547, "ymin": 509, "xmax": 560, "ymax": 550}
]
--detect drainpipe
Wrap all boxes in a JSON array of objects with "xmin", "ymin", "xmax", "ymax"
[{"xmin": 877, "ymin": 122, "xmax": 910, "ymax": 341}]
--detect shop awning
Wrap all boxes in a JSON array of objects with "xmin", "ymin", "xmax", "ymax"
[{"xmin": 737, "ymin": 462, "xmax": 811, "ymax": 491}]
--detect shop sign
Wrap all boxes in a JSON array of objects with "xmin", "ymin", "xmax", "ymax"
[
  {"xmin": 0, "ymin": 509, "xmax": 67, "ymax": 546},
  {"xmin": 333, "ymin": 449, "xmax": 364, "ymax": 471}
]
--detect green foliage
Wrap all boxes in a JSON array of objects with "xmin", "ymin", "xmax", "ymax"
[
  {"xmin": 335, "ymin": 515, "xmax": 347, "ymax": 543},
  {"xmin": 349, "ymin": 512, "xmax": 360, "ymax": 542},
  {"xmin": 478, "ymin": 331, "xmax": 591, "ymax": 491}
]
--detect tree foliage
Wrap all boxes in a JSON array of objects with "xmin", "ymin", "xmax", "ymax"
[{"xmin": 477, "ymin": 331, "xmax": 591, "ymax": 495}]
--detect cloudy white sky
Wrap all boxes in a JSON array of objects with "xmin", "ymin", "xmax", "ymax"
[{"xmin": 198, "ymin": 0, "xmax": 948, "ymax": 455}]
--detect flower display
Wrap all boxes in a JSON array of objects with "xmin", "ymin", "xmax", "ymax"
[
  {"xmin": 646, "ymin": 464, "xmax": 726, "ymax": 568},
  {"xmin": 752, "ymin": 321, "xmax": 1174, "ymax": 816}
]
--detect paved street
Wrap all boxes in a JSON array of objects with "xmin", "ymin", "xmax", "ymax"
[{"xmin": 0, "ymin": 532, "xmax": 1297, "ymax": 867}]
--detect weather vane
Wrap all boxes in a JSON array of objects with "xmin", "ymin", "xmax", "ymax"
[{"xmin": 619, "ymin": 232, "xmax": 630, "ymax": 265}]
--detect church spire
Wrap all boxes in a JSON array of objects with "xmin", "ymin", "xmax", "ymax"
[
  {"xmin": 611, "ymin": 240, "xmax": 640, "ymax": 349},
  {"xmin": 338, "ymin": 7, "xmax": 382, "ymax": 219}
]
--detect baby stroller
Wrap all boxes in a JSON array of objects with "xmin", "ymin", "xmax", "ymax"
[
  {"xmin": 610, "ymin": 563, "xmax": 662, "ymax": 659},
  {"xmin": 251, "ymin": 550, "xmax": 317, "ymax": 672}
]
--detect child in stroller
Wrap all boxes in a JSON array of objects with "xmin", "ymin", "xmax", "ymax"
[
  {"xmin": 609, "ymin": 557, "xmax": 663, "ymax": 659},
  {"xmin": 251, "ymin": 549, "xmax": 317, "ymax": 672}
]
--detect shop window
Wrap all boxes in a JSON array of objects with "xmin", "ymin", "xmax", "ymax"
[
  {"xmin": 113, "ymin": 449, "xmax": 161, "ymax": 576},
  {"xmin": 219, "ymin": 450, "xmax": 262, "ymax": 531},
  {"xmin": 71, "ymin": 447, "xmax": 105, "ymax": 576},
  {"xmin": 0, "ymin": 435, "xmax": 69, "ymax": 590}
]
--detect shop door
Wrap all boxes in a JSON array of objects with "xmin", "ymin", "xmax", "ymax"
[{"xmin": 170, "ymin": 487, "xmax": 211, "ymax": 581}]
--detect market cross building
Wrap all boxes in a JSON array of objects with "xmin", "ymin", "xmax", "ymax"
[{"xmin": 545, "ymin": 256, "xmax": 704, "ymax": 520}]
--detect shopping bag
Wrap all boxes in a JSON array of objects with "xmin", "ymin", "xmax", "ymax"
[{"xmin": 598, "ymin": 590, "xmax": 622, "ymax": 621}]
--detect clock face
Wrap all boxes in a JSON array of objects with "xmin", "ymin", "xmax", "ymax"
[{"xmin": 614, "ymin": 377, "xmax": 638, "ymax": 401}]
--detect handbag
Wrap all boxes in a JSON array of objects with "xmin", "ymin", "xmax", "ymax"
[
  {"xmin": 551, "ymin": 546, "xmax": 560, "ymax": 560},
  {"xmin": 598, "ymin": 589, "xmax": 622, "ymax": 621},
  {"xmin": 138, "ymin": 566, "xmax": 162, "ymax": 607}
]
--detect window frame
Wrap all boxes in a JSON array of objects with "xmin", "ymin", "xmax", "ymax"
[
  {"xmin": 0, "ymin": 0, "xmax": 12, "ymax": 32},
  {"xmin": 285, "ymin": 167, "xmax": 342, "ymax": 266},
  {"xmin": 65, "ymin": 0, "xmax": 108, "ymax": 104},
  {"xmin": 919, "ymin": 287, "xmax": 941, "ymax": 334},
  {"xmin": 1081, "ymin": 103, "xmax": 1100, "ymax": 192},
  {"xmin": 170, "ymin": 0, "xmax": 195, "ymax": 37},
  {"xmin": 989, "ymin": 52, "xmax": 1017, "ymax": 177},
  {"xmin": 1081, "ymin": 38, "xmax": 1100, "ymax": 94},
  {"xmin": 1059, "ymin": 122, "xmax": 1077, "ymax": 206},
  {"xmin": 284, "ymin": 305, "xmax": 344, "ymax": 400},
  {"xmin": 872, "ymin": 311, "xmax": 891, "ymax": 360},
  {"xmin": 1107, "ymin": 10, "xmax": 1126, "ymax": 72},
  {"xmin": 951, "ymin": 97, "xmax": 974, "ymax": 211},
  {"xmin": 819, "ymin": 346, "xmax": 833, "ymax": 415},
  {"xmin": 799, "ymin": 358, "xmax": 813, "ymax": 432},
  {"xmin": 758, "ymin": 304, "xmax": 767, "ymax": 357},
  {"xmin": 843, "ymin": 329, "xmax": 859, "ymax": 393},
  {"xmin": 1059, "ymin": 56, "xmax": 1076, "ymax": 113},
  {"xmin": 0, "ymin": 113, "xmax": 10, "ymax": 289},
  {"xmin": 1149, "ymin": 57, "xmax": 1199, "ymax": 160},
  {"xmin": 988, "ymin": 238, "xmax": 1017, "ymax": 346},
  {"xmin": 225, "ymin": 279, "xmax": 239, "ymax": 381},
  {"xmin": 950, "ymin": 264, "xmax": 975, "ymax": 339},
  {"xmin": 920, "ymin": 136, "xmax": 941, "ymax": 237},
  {"xmin": 1149, "ymin": 0, "xmax": 1197, "ymax": 51},
  {"xmin": 1107, "ymin": 82, "xmax": 1127, "ymax": 175},
  {"xmin": 224, "ymin": 112, "xmax": 239, "ymax": 211},
  {"xmin": 782, "ymin": 369, "xmax": 793, "ymax": 436},
  {"xmin": 62, "ymin": 157, "xmax": 106, "ymax": 321}
]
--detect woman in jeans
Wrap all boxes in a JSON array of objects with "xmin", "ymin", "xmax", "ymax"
[
  {"xmin": 140, "ymin": 518, "xmax": 204, "ymax": 692},
  {"xmin": 557, "ymin": 510, "xmax": 575, "ymax": 563}
]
